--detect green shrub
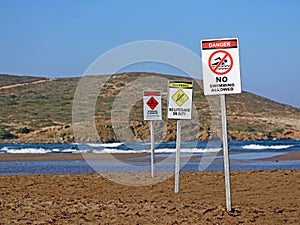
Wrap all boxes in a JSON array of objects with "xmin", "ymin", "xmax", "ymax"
[
  {"xmin": 59, "ymin": 132, "xmax": 67, "ymax": 138},
  {"xmin": 247, "ymin": 126, "xmax": 256, "ymax": 132},
  {"xmin": 0, "ymin": 129, "xmax": 17, "ymax": 139},
  {"xmin": 17, "ymin": 127, "xmax": 32, "ymax": 133}
]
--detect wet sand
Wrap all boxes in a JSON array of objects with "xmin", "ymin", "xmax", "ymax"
[
  {"xmin": 0, "ymin": 170, "xmax": 299, "ymax": 224},
  {"xmin": 0, "ymin": 153, "xmax": 146, "ymax": 162},
  {"xmin": 263, "ymin": 151, "xmax": 300, "ymax": 161},
  {"xmin": 0, "ymin": 151, "xmax": 299, "ymax": 162}
]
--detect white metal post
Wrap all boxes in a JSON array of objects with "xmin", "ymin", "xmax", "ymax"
[
  {"xmin": 175, "ymin": 119, "xmax": 181, "ymax": 193},
  {"xmin": 150, "ymin": 120, "xmax": 155, "ymax": 178},
  {"xmin": 220, "ymin": 94, "xmax": 232, "ymax": 211}
]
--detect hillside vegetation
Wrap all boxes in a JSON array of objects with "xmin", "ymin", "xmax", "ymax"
[
  {"xmin": 0, "ymin": 73, "xmax": 299, "ymax": 143},
  {"xmin": 0, "ymin": 74, "xmax": 47, "ymax": 87}
]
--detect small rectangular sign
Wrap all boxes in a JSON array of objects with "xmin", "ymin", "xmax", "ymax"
[
  {"xmin": 201, "ymin": 37, "xmax": 241, "ymax": 95},
  {"xmin": 143, "ymin": 90, "xmax": 162, "ymax": 120},
  {"xmin": 167, "ymin": 81, "xmax": 193, "ymax": 120}
]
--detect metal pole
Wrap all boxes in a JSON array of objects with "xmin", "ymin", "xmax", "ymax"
[
  {"xmin": 220, "ymin": 94, "xmax": 232, "ymax": 211},
  {"xmin": 150, "ymin": 120, "xmax": 155, "ymax": 178},
  {"xmin": 175, "ymin": 119, "xmax": 181, "ymax": 193}
]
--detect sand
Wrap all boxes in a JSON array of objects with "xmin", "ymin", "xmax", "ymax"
[
  {"xmin": 263, "ymin": 151, "xmax": 300, "ymax": 161},
  {"xmin": 0, "ymin": 151, "xmax": 299, "ymax": 162},
  {"xmin": 0, "ymin": 169, "xmax": 299, "ymax": 224}
]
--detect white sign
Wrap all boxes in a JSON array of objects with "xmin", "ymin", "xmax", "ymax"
[
  {"xmin": 167, "ymin": 81, "xmax": 193, "ymax": 120},
  {"xmin": 201, "ymin": 38, "xmax": 241, "ymax": 95},
  {"xmin": 143, "ymin": 90, "xmax": 162, "ymax": 120}
]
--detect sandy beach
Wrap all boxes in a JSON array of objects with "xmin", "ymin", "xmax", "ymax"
[
  {"xmin": 0, "ymin": 168, "xmax": 299, "ymax": 224},
  {"xmin": 0, "ymin": 151, "xmax": 300, "ymax": 162}
]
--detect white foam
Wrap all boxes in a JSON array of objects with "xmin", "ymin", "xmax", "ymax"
[
  {"xmin": 61, "ymin": 149, "xmax": 79, "ymax": 153},
  {"xmin": 93, "ymin": 149, "xmax": 148, "ymax": 154},
  {"xmin": 154, "ymin": 148, "xmax": 221, "ymax": 153},
  {"xmin": 0, "ymin": 147, "xmax": 9, "ymax": 152},
  {"xmin": 52, "ymin": 148, "xmax": 61, "ymax": 153},
  {"xmin": 179, "ymin": 148, "xmax": 222, "ymax": 153},
  {"xmin": 5, "ymin": 148, "xmax": 52, "ymax": 154},
  {"xmin": 91, "ymin": 147, "xmax": 221, "ymax": 154},
  {"xmin": 87, "ymin": 143, "xmax": 123, "ymax": 148},
  {"xmin": 242, "ymin": 144, "xmax": 293, "ymax": 150}
]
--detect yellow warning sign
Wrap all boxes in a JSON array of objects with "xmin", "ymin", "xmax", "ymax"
[{"xmin": 172, "ymin": 89, "xmax": 189, "ymax": 106}]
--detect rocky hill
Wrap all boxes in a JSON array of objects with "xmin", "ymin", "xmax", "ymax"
[
  {"xmin": 0, "ymin": 73, "xmax": 300, "ymax": 143},
  {"xmin": 0, "ymin": 74, "xmax": 48, "ymax": 87}
]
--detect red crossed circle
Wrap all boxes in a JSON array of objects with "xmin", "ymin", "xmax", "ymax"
[{"xmin": 208, "ymin": 50, "xmax": 233, "ymax": 75}]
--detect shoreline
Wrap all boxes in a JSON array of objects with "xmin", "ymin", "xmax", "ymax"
[
  {"xmin": 262, "ymin": 151, "xmax": 300, "ymax": 161},
  {"xmin": 1, "ymin": 151, "xmax": 300, "ymax": 162}
]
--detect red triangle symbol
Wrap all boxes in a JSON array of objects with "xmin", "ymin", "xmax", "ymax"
[{"xmin": 147, "ymin": 97, "xmax": 158, "ymax": 110}]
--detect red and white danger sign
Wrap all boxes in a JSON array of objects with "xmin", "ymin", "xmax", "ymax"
[
  {"xmin": 143, "ymin": 90, "xmax": 162, "ymax": 120},
  {"xmin": 201, "ymin": 38, "xmax": 241, "ymax": 95}
]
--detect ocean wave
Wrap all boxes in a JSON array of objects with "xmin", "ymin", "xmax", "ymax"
[
  {"xmin": 156, "ymin": 148, "xmax": 221, "ymax": 153},
  {"xmin": 0, "ymin": 147, "xmax": 89, "ymax": 154},
  {"xmin": 61, "ymin": 149, "xmax": 80, "ymax": 153},
  {"xmin": 242, "ymin": 144, "xmax": 293, "ymax": 150},
  {"xmin": 4, "ymin": 148, "xmax": 52, "ymax": 154},
  {"xmin": 0, "ymin": 146, "xmax": 222, "ymax": 154},
  {"xmin": 0, "ymin": 147, "xmax": 9, "ymax": 152},
  {"xmin": 92, "ymin": 147, "xmax": 221, "ymax": 154},
  {"xmin": 93, "ymin": 149, "xmax": 149, "ymax": 154},
  {"xmin": 86, "ymin": 143, "xmax": 124, "ymax": 148}
]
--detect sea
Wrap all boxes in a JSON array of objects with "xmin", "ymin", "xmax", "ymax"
[{"xmin": 0, "ymin": 140, "xmax": 299, "ymax": 175}]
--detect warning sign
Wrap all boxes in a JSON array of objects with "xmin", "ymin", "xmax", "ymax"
[
  {"xmin": 201, "ymin": 38, "xmax": 241, "ymax": 95},
  {"xmin": 172, "ymin": 89, "xmax": 189, "ymax": 106},
  {"xmin": 143, "ymin": 90, "xmax": 162, "ymax": 120},
  {"xmin": 147, "ymin": 97, "xmax": 159, "ymax": 110},
  {"xmin": 167, "ymin": 81, "xmax": 193, "ymax": 120}
]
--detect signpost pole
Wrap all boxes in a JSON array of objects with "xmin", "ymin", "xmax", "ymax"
[
  {"xmin": 143, "ymin": 90, "xmax": 162, "ymax": 178},
  {"xmin": 167, "ymin": 80, "xmax": 193, "ymax": 193},
  {"xmin": 175, "ymin": 119, "xmax": 181, "ymax": 193},
  {"xmin": 150, "ymin": 120, "xmax": 155, "ymax": 178},
  {"xmin": 220, "ymin": 94, "xmax": 232, "ymax": 211}
]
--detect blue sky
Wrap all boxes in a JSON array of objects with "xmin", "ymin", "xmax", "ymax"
[{"xmin": 0, "ymin": 0, "xmax": 299, "ymax": 107}]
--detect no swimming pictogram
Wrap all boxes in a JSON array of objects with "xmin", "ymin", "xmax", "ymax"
[{"xmin": 208, "ymin": 50, "xmax": 233, "ymax": 75}]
